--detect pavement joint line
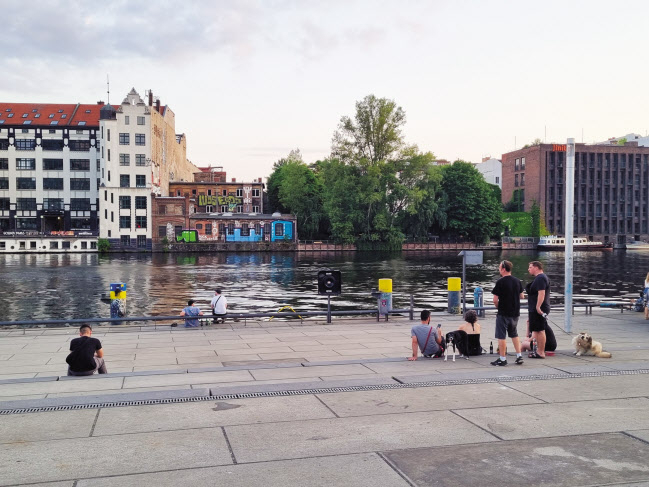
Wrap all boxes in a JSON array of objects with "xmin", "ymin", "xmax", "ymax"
[
  {"xmin": 448, "ymin": 408, "xmax": 506, "ymax": 441},
  {"xmin": 621, "ymin": 430, "xmax": 649, "ymax": 447},
  {"xmin": 313, "ymin": 393, "xmax": 340, "ymax": 418},
  {"xmin": 497, "ymin": 381, "xmax": 550, "ymax": 404},
  {"xmin": 2, "ymin": 368, "xmax": 649, "ymax": 415},
  {"xmin": 89, "ymin": 408, "xmax": 101, "ymax": 437},
  {"xmin": 376, "ymin": 451, "xmax": 417, "ymax": 487},
  {"xmin": 221, "ymin": 426, "xmax": 238, "ymax": 464}
]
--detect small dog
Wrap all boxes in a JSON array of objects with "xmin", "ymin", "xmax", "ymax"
[
  {"xmin": 444, "ymin": 330, "xmax": 468, "ymax": 361},
  {"xmin": 572, "ymin": 332, "xmax": 612, "ymax": 358}
]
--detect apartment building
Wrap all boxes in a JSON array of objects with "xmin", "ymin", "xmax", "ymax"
[{"xmin": 0, "ymin": 102, "xmax": 102, "ymax": 252}]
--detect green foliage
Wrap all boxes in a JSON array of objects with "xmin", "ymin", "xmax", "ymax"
[
  {"xmin": 503, "ymin": 212, "xmax": 533, "ymax": 236},
  {"xmin": 617, "ymin": 137, "xmax": 627, "ymax": 146},
  {"xmin": 161, "ymin": 236, "xmax": 169, "ymax": 252},
  {"xmin": 440, "ymin": 161, "xmax": 502, "ymax": 243},
  {"xmin": 530, "ymin": 200, "xmax": 541, "ymax": 238},
  {"xmin": 278, "ymin": 160, "xmax": 326, "ymax": 240},
  {"xmin": 267, "ymin": 149, "xmax": 303, "ymax": 213},
  {"xmin": 97, "ymin": 238, "xmax": 110, "ymax": 253},
  {"xmin": 504, "ymin": 189, "xmax": 524, "ymax": 212}
]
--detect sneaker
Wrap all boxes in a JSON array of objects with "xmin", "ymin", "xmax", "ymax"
[
  {"xmin": 491, "ymin": 358, "xmax": 507, "ymax": 366},
  {"xmin": 515, "ymin": 356, "xmax": 524, "ymax": 365}
]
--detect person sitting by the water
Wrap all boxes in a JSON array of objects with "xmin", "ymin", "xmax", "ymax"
[
  {"xmin": 408, "ymin": 309, "xmax": 443, "ymax": 360},
  {"xmin": 180, "ymin": 299, "xmax": 203, "ymax": 328},
  {"xmin": 631, "ymin": 292, "xmax": 645, "ymax": 312},
  {"xmin": 457, "ymin": 309, "xmax": 481, "ymax": 335},
  {"xmin": 66, "ymin": 324, "xmax": 108, "ymax": 376},
  {"xmin": 521, "ymin": 319, "xmax": 557, "ymax": 353}
]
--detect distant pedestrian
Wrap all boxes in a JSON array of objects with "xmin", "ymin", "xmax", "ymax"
[
  {"xmin": 210, "ymin": 289, "xmax": 228, "ymax": 324},
  {"xmin": 180, "ymin": 299, "xmax": 203, "ymax": 328},
  {"xmin": 491, "ymin": 260, "xmax": 525, "ymax": 366},
  {"xmin": 527, "ymin": 261, "xmax": 551, "ymax": 358},
  {"xmin": 408, "ymin": 310, "xmax": 443, "ymax": 360},
  {"xmin": 66, "ymin": 324, "xmax": 108, "ymax": 376}
]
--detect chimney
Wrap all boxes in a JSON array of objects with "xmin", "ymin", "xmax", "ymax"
[
  {"xmin": 155, "ymin": 99, "xmax": 160, "ymax": 112},
  {"xmin": 97, "ymin": 101, "xmax": 105, "ymax": 106},
  {"xmin": 482, "ymin": 156, "xmax": 490, "ymax": 162},
  {"xmin": 232, "ymin": 178, "xmax": 236, "ymax": 182},
  {"xmin": 148, "ymin": 91, "xmax": 153, "ymax": 107}
]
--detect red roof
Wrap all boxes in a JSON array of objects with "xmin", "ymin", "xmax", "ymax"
[{"xmin": 0, "ymin": 102, "xmax": 103, "ymax": 127}]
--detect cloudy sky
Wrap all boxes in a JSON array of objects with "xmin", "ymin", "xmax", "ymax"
[{"xmin": 2, "ymin": 0, "xmax": 649, "ymax": 181}]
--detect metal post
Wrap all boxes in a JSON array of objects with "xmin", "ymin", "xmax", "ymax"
[
  {"xmin": 462, "ymin": 254, "xmax": 467, "ymax": 314},
  {"xmin": 565, "ymin": 138, "xmax": 575, "ymax": 333},
  {"xmin": 409, "ymin": 294, "xmax": 414, "ymax": 321},
  {"xmin": 327, "ymin": 295, "xmax": 332, "ymax": 324}
]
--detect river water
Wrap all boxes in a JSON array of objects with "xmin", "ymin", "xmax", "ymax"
[{"xmin": 1, "ymin": 250, "xmax": 648, "ymax": 322}]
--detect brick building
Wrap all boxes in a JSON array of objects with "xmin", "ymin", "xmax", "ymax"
[
  {"xmin": 502, "ymin": 142, "xmax": 649, "ymax": 243},
  {"xmin": 169, "ymin": 177, "xmax": 264, "ymax": 215}
]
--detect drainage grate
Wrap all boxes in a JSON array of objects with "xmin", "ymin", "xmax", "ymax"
[{"xmin": 1, "ymin": 369, "xmax": 647, "ymax": 415}]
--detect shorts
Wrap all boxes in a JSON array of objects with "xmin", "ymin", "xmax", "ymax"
[
  {"xmin": 529, "ymin": 312, "xmax": 547, "ymax": 332},
  {"xmin": 495, "ymin": 315, "xmax": 519, "ymax": 340}
]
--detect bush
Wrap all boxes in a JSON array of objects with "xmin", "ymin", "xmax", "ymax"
[{"xmin": 97, "ymin": 238, "xmax": 110, "ymax": 253}]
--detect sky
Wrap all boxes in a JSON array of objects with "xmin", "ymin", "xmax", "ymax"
[{"xmin": 2, "ymin": 0, "xmax": 649, "ymax": 181}]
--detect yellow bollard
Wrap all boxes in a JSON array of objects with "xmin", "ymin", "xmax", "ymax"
[{"xmin": 448, "ymin": 278, "xmax": 461, "ymax": 314}]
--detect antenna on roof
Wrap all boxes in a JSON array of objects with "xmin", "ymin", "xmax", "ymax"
[{"xmin": 106, "ymin": 75, "xmax": 110, "ymax": 105}]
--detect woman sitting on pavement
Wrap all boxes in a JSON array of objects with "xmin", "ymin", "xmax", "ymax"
[{"xmin": 457, "ymin": 309, "xmax": 481, "ymax": 335}]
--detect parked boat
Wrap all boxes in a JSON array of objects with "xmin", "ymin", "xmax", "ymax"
[
  {"xmin": 537, "ymin": 235, "xmax": 612, "ymax": 250},
  {"xmin": 625, "ymin": 241, "xmax": 649, "ymax": 251}
]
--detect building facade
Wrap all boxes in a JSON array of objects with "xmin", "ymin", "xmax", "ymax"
[
  {"xmin": 169, "ymin": 178, "xmax": 264, "ymax": 215},
  {"xmin": 0, "ymin": 102, "xmax": 102, "ymax": 252},
  {"xmin": 502, "ymin": 143, "xmax": 649, "ymax": 243},
  {"xmin": 474, "ymin": 157, "xmax": 502, "ymax": 188},
  {"xmin": 98, "ymin": 89, "xmax": 198, "ymax": 251}
]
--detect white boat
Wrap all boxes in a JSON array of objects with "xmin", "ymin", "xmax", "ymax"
[
  {"xmin": 625, "ymin": 241, "xmax": 649, "ymax": 250},
  {"xmin": 537, "ymin": 235, "xmax": 612, "ymax": 250}
]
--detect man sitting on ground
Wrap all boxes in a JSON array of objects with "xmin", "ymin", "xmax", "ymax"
[
  {"xmin": 408, "ymin": 310, "xmax": 443, "ymax": 361},
  {"xmin": 180, "ymin": 299, "xmax": 203, "ymax": 328},
  {"xmin": 66, "ymin": 324, "xmax": 107, "ymax": 376}
]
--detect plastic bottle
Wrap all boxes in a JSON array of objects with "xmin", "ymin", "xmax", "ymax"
[
  {"xmin": 489, "ymin": 342, "xmax": 493, "ymax": 354},
  {"xmin": 532, "ymin": 338, "xmax": 538, "ymax": 354}
]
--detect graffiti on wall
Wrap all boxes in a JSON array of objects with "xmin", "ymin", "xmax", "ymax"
[{"xmin": 197, "ymin": 195, "xmax": 242, "ymax": 210}]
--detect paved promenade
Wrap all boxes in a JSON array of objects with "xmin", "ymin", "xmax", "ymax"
[{"xmin": 1, "ymin": 309, "xmax": 648, "ymax": 486}]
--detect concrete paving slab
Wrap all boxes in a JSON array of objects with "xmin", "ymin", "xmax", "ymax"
[
  {"xmin": 502, "ymin": 374, "xmax": 649, "ymax": 403},
  {"xmin": 0, "ymin": 427, "xmax": 232, "ymax": 485},
  {"xmin": 5, "ymin": 482, "xmax": 73, "ymax": 487},
  {"xmin": 626, "ymin": 429, "xmax": 649, "ymax": 443},
  {"xmin": 46, "ymin": 385, "xmax": 189, "ymax": 398},
  {"xmin": 93, "ymin": 395, "xmax": 334, "ymax": 436},
  {"xmin": 0, "ymin": 409, "xmax": 97, "ymax": 444},
  {"xmin": 225, "ymin": 409, "xmax": 497, "ymax": 463},
  {"xmin": 0, "ymin": 377, "xmax": 125, "ymax": 398},
  {"xmin": 258, "ymin": 352, "xmax": 327, "ymax": 360},
  {"xmin": 303, "ymin": 357, "xmax": 403, "ymax": 367},
  {"xmin": 600, "ymin": 362, "xmax": 649, "ymax": 371},
  {"xmin": 394, "ymin": 365, "xmax": 566, "ymax": 384},
  {"xmin": 549, "ymin": 364, "xmax": 620, "ymax": 374},
  {"xmin": 191, "ymin": 377, "xmax": 323, "ymax": 390},
  {"xmin": 76, "ymin": 452, "xmax": 410, "ymax": 487},
  {"xmin": 210, "ymin": 377, "xmax": 397, "ymax": 396},
  {"xmin": 455, "ymin": 397, "xmax": 649, "ymax": 440},
  {"xmin": 383, "ymin": 432, "xmax": 649, "ymax": 487},
  {"xmin": 132, "ymin": 363, "xmax": 190, "ymax": 371},
  {"xmin": 318, "ymin": 382, "xmax": 542, "ymax": 417},
  {"xmin": 122, "ymin": 369, "xmax": 253, "ymax": 388},
  {"xmin": 249, "ymin": 364, "xmax": 371, "ymax": 381},
  {"xmin": 0, "ymin": 373, "xmax": 43, "ymax": 382}
]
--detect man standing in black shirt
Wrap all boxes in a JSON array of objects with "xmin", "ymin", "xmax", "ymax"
[
  {"xmin": 66, "ymin": 324, "xmax": 108, "ymax": 376},
  {"xmin": 491, "ymin": 260, "xmax": 525, "ymax": 366},
  {"xmin": 527, "ymin": 260, "xmax": 551, "ymax": 358}
]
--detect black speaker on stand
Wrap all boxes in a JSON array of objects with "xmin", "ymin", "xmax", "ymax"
[{"xmin": 318, "ymin": 270, "xmax": 341, "ymax": 323}]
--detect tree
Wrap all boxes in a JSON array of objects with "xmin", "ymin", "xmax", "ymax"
[
  {"xmin": 331, "ymin": 94, "xmax": 415, "ymax": 165},
  {"xmin": 440, "ymin": 161, "xmax": 502, "ymax": 243},
  {"xmin": 266, "ymin": 149, "xmax": 303, "ymax": 213},
  {"xmin": 278, "ymin": 161, "xmax": 325, "ymax": 240},
  {"xmin": 530, "ymin": 200, "xmax": 541, "ymax": 238},
  {"xmin": 319, "ymin": 159, "xmax": 363, "ymax": 244}
]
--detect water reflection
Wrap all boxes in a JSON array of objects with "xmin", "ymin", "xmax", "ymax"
[{"xmin": 0, "ymin": 250, "xmax": 648, "ymax": 321}]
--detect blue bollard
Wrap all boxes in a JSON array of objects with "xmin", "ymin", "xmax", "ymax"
[{"xmin": 473, "ymin": 287, "xmax": 485, "ymax": 317}]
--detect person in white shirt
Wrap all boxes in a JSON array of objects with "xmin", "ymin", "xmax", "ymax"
[{"xmin": 210, "ymin": 288, "xmax": 228, "ymax": 324}]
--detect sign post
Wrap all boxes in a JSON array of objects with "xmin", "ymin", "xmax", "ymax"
[{"xmin": 458, "ymin": 251, "xmax": 483, "ymax": 314}]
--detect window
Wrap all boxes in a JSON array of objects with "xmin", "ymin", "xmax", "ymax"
[
  {"xmin": 137, "ymin": 235, "xmax": 147, "ymax": 248},
  {"xmin": 119, "ymin": 133, "xmax": 130, "ymax": 145},
  {"xmin": 222, "ymin": 189, "xmax": 227, "ymax": 196},
  {"xmin": 22, "ymin": 113, "xmax": 28, "ymax": 118},
  {"xmin": 520, "ymin": 174, "xmax": 525, "ymax": 186},
  {"xmin": 252, "ymin": 206, "xmax": 260, "ymax": 213},
  {"xmin": 119, "ymin": 153, "xmax": 130, "ymax": 166},
  {"xmin": 241, "ymin": 226, "xmax": 250, "ymax": 236},
  {"xmin": 90, "ymin": 241, "xmax": 97, "ymax": 249},
  {"xmin": 275, "ymin": 223, "xmax": 284, "ymax": 237},
  {"xmin": 158, "ymin": 205, "xmax": 166, "ymax": 214},
  {"xmin": 16, "ymin": 177, "xmax": 36, "ymax": 189},
  {"xmin": 158, "ymin": 226, "xmax": 167, "ymax": 237},
  {"xmin": 205, "ymin": 205, "xmax": 213, "ymax": 213},
  {"xmin": 16, "ymin": 158, "xmax": 36, "ymax": 170},
  {"xmin": 80, "ymin": 241, "xmax": 87, "ymax": 249},
  {"xmin": 0, "ymin": 140, "xmax": 8, "ymax": 150},
  {"xmin": 7, "ymin": 113, "xmax": 14, "ymax": 118},
  {"xmin": 514, "ymin": 158, "xmax": 519, "ymax": 171},
  {"xmin": 495, "ymin": 176, "xmax": 500, "ymax": 184},
  {"xmin": 205, "ymin": 223, "xmax": 212, "ymax": 234},
  {"xmin": 70, "ymin": 159, "xmax": 90, "ymax": 171},
  {"xmin": 50, "ymin": 121, "xmax": 58, "ymax": 125},
  {"xmin": 135, "ymin": 134, "xmax": 145, "ymax": 146},
  {"xmin": 43, "ymin": 178, "xmax": 64, "ymax": 190},
  {"xmin": 124, "ymin": 116, "xmax": 130, "ymax": 125},
  {"xmin": 137, "ymin": 116, "xmax": 145, "ymax": 125},
  {"xmin": 69, "ymin": 140, "xmax": 91, "ymax": 151},
  {"xmin": 236, "ymin": 205, "xmax": 243, "ymax": 213},
  {"xmin": 16, "ymin": 198, "xmax": 37, "ymax": 210},
  {"xmin": 43, "ymin": 198, "xmax": 63, "ymax": 210},
  {"xmin": 48, "ymin": 114, "xmax": 54, "ymax": 118},
  {"xmin": 135, "ymin": 196, "xmax": 147, "ymax": 209},
  {"xmin": 15, "ymin": 135, "xmax": 33, "ymax": 146},
  {"xmin": 0, "ymin": 198, "xmax": 9, "ymax": 210},
  {"xmin": 120, "ymin": 235, "xmax": 131, "ymax": 246},
  {"xmin": 16, "ymin": 219, "xmax": 38, "ymax": 230},
  {"xmin": 70, "ymin": 198, "xmax": 91, "ymax": 211},
  {"xmin": 135, "ymin": 216, "xmax": 147, "ymax": 228},
  {"xmin": 50, "ymin": 242, "xmax": 59, "ymax": 249},
  {"xmin": 119, "ymin": 216, "xmax": 131, "ymax": 229},
  {"xmin": 236, "ymin": 188, "xmax": 243, "ymax": 197},
  {"xmin": 60, "ymin": 114, "xmax": 67, "ymax": 119},
  {"xmin": 252, "ymin": 189, "xmax": 260, "ymax": 197},
  {"xmin": 42, "ymin": 139, "xmax": 64, "ymax": 151},
  {"xmin": 71, "ymin": 218, "xmax": 91, "ymax": 229},
  {"xmin": 514, "ymin": 174, "xmax": 519, "ymax": 186},
  {"xmin": 0, "ymin": 158, "xmax": 7, "ymax": 169},
  {"xmin": 521, "ymin": 157, "xmax": 526, "ymax": 169},
  {"xmin": 0, "ymin": 177, "xmax": 8, "ymax": 189},
  {"xmin": 107, "ymin": 129, "xmax": 110, "ymax": 141},
  {"xmin": 43, "ymin": 159, "xmax": 63, "ymax": 171},
  {"xmin": 119, "ymin": 196, "xmax": 131, "ymax": 209},
  {"xmin": 221, "ymin": 205, "xmax": 228, "ymax": 212},
  {"xmin": 196, "ymin": 223, "xmax": 203, "ymax": 230},
  {"xmin": 135, "ymin": 154, "xmax": 146, "ymax": 166},
  {"xmin": 70, "ymin": 178, "xmax": 90, "ymax": 191},
  {"xmin": 135, "ymin": 175, "xmax": 146, "ymax": 187},
  {"xmin": 120, "ymin": 175, "xmax": 130, "ymax": 188},
  {"xmin": 77, "ymin": 122, "xmax": 86, "ymax": 127}
]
